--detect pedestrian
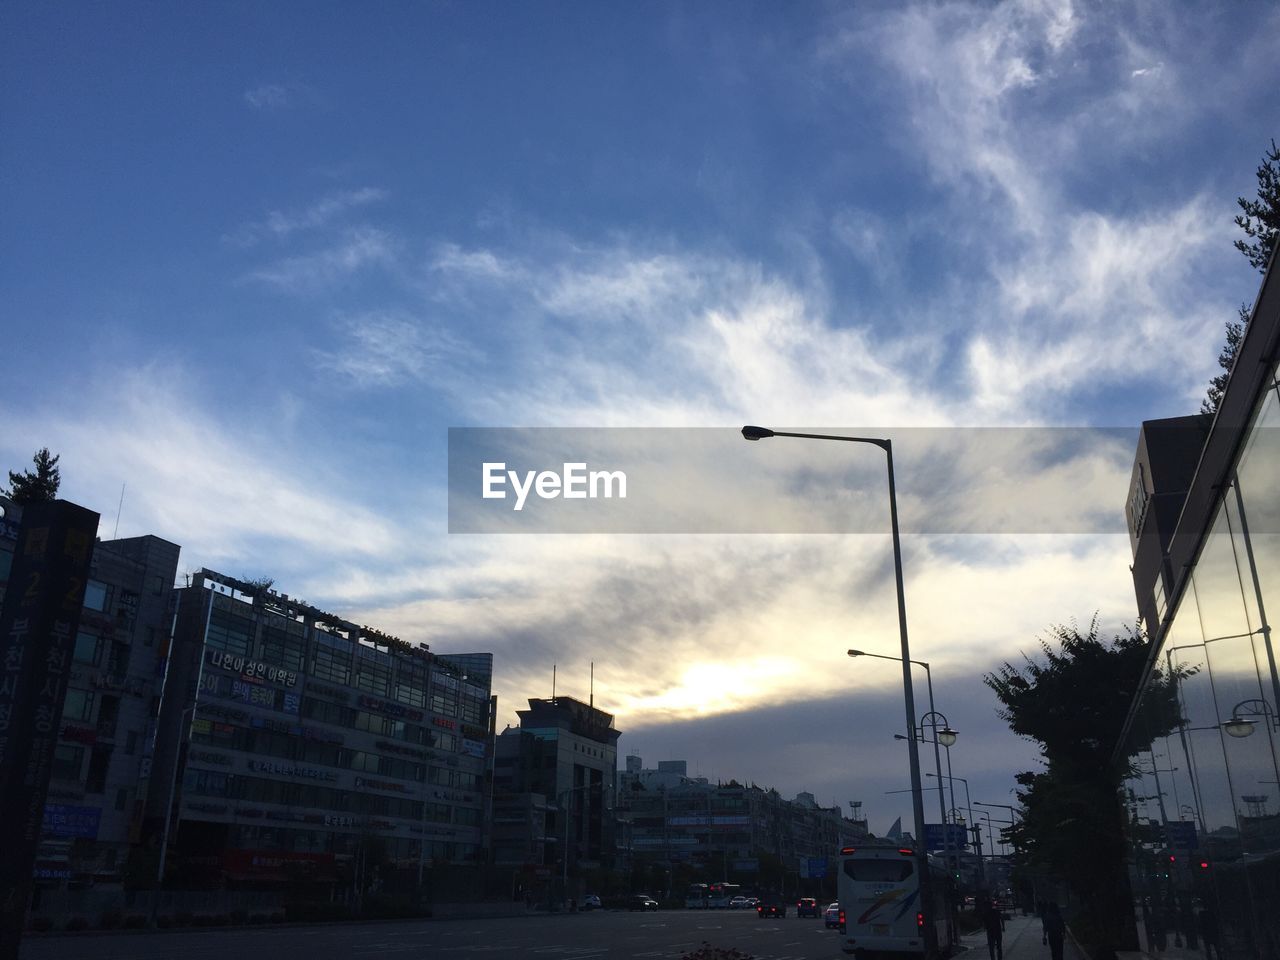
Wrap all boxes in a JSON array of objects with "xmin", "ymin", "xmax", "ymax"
[
  {"xmin": 1042, "ymin": 901, "xmax": 1066, "ymax": 960},
  {"xmin": 1199, "ymin": 903, "xmax": 1221, "ymax": 960},
  {"xmin": 981, "ymin": 896, "xmax": 1005, "ymax": 960}
]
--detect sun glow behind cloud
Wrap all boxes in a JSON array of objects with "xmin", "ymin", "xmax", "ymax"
[{"xmin": 4, "ymin": 0, "xmax": 1278, "ymax": 821}]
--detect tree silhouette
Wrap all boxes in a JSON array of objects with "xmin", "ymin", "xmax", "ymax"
[
  {"xmin": 5, "ymin": 447, "xmax": 61, "ymax": 504},
  {"xmin": 1204, "ymin": 139, "xmax": 1280, "ymax": 413},
  {"xmin": 985, "ymin": 618, "xmax": 1189, "ymax": 958}
]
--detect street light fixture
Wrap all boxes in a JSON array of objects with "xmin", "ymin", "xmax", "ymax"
[
  {"xmin": 848, "ymin": 650, "xmax": 959, "ymax": 874},
  {"xmin": 1223, "ymin": 698, "xmax": 1276, "ymax": 738},
  {"xmin": 744, "ymin": 425, "xmax": 936, "ymax": 956}
]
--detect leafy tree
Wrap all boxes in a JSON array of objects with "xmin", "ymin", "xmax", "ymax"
[
  {"xmin": 5, "ymin": 447, "xmax": 61, "ymax": 504},
  {"xmin": 1204, "ymin": 139, "xmax": 1280, "ymax": 413},
  {"xmin": 984, "ymin": 618, "xmax": 1188, "ymax": 959}
]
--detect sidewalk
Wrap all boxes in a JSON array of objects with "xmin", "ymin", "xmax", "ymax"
[{"xmin": 959, "ymin": 913, "xmax": 1086, "ymax": 960}]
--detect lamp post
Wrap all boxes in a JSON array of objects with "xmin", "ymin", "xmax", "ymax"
[
  {"xmin": 927, "ymin": 773, "xmax": 979, "ymax": 884},
  {"xmin": 744, "ymin": 425, "xmax": 936, "ymax": 956},
  {"xmin": 848, "ymin": 650, "xmax": 959, "ymax": 875},
  {"xmin": 156, "ymin": 705, "xmax": 196, "ymax": 884}
]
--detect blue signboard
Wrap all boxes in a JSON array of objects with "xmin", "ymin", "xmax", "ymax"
[
  {"xmin": 924, "ymin": 823, "xmax": 969, "ymax": 852},
  {"xmin": 1165, "ymin": 820, "xmax": 1198, "ymax": 849},
  {"xmin": 42, "ymin": 804, "xmax": 101, "ymax": 839},
  {"xmin": 800, "ymin": 857, "xmax": 827, "ymax": 878}
]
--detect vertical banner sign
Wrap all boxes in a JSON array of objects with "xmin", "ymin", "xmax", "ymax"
[{"xmin": 0, "ymin": 501, "xmax": 98, "ymax": 960}]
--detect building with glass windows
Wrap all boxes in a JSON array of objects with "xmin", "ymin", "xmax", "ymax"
[
  {"xmin": 1119, "ymin": 249, "xmax": 1280, "ymax": 955},
  {"xmin": 148, "ymin": 569, "xmax": 495, "ymax": 890}
]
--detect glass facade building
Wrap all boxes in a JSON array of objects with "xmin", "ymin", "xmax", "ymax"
[
  {"xmin": 150, "ymin": 569, "xmax": 494, "ymax": 888},
  {"xmin": 1120, "ymin": 255, "xmax": 1280, "ymax": 956}
]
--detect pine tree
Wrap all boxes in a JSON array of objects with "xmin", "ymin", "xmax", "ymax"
[
  {"xmin": 1204, "ymin": 140, "xmax": 1280, "ymax": 413},
  {"xmin": 5, "ymin": 447, "xmax": 61, "ymax": 504}
]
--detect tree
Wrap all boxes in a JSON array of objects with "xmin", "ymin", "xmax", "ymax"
[
  {"xmin": 984, "ymin": 618, "xmax": 1188, "ymax": 959},
  {"xmin": 1204, "ymin": 138, "xmax": 1280, "ymax": 412},
  {"xmin": 5, "ymin": 447, "xmax": 61, "ymax": 504},
  {"xmin": 1234, "ymin": 138, "xmax": 1280, "ymax": 272}
]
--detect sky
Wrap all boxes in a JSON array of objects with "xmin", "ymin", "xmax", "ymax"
[{"xmin": 3, "ymin": 0, "xmax": 1279, "ymax": 835}]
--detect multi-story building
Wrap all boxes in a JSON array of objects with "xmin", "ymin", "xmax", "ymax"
[
  {"xmin": 147, "ymin": 569, "xmax": 495, "ymax": 889},
  {"xmin": 1117, "ymin": 244, "xmax": 1280, "ymax": 955},
  {"xmin": 618, "ymin": 755, "xmax": 867, "ymax": 889},
  {"xmin": 0, "ymin": 498, "xmax": 182, "ymax": 886},
  {"xmin": 491, "ymin": 696, "xmax": 620, "ymax": 895}
]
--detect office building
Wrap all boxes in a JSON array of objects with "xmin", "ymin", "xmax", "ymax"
[
  {"xmin": 1119, "ymin": 245, "xmax": 1280, "ymax": 955},
  {"xmin": 148, "ymin": 569, "xmax": 495, "ymax": 888}
]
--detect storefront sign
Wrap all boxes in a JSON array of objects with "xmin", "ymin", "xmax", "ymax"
[
  {"xmin": 355, "ymin": 776, "xmax": 407, "ymax": 793},
  {"xmin": 376, "ymin": 739, "xmax": 425, "ymax": 759},
  {"xmin": 306, "ymin": 682, "xmax": 349, "ymax": 703},
  {"xmin": 189, "ymin": 750, "xmax": 231, "ymax": 766},
  {"xmin": 41, "ymin": 804, "xmax": 101, "ymax": 839},
  {"xmin": 461, "ymin": 738, "xmax": 486, "ymax": 758},
  {"xmin": 358, "ymin": 694, "xmax": 423, "ymax": 722},
  {"xmin": 206, "ymin": 649, "xmax": 298, "ymax": 688},
  {"xmin": 60, "ymin": 724, "xmax": 97, "ymax": 745},
  {"xmin": 246, "ymin": 758, "xmax": 337, "ymax": 782}
]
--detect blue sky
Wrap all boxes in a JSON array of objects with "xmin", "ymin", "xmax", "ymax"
[{"xmin": 4, "ymin": 1, "xmax": 1279, "ymax": 832}]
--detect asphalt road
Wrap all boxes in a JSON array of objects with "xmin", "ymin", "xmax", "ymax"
[{"xmin": 20, "ymin": 908, "xmax": 851, "ymax": 960}]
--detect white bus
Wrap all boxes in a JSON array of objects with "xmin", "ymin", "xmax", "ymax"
[
  {"xmin": 837, "ymin": 844, "xmax": 955, "ymax": 957},
  {"xmin": 707, "ymin": 881, "xmax": 741, "ymax": 908},
  {"xmin": 685, "ymin": 883, "xmax": 710, "ymax": 909}
]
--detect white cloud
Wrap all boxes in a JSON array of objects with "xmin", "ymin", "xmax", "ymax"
[
  {"xmin": 246, "ymin": 228, "xmax": 395, "ymax": 293},
  {"xmin": 316, "ymin": 311, "xmax": 478, "ymax": 388},
  {"xmin": 244, "ymin": 82, "xmax": 299, "ymax": 110},
  {"xmin": 226, "ymin": 188, "xmax": 388, "ymax": 246}
]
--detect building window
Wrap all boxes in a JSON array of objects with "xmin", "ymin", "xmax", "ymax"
[
  {"xmin": 51, "ymin": 745, "xmax": 84, "ymax": 781},
  {"xmin": 311, "ymin": 644, "xmax": 351, "ymax": 685},
  {"xmin": 115, "ymin": 788, "xmax": 129, "ymax": 811},
  {"xmin": 83, "ymin": 580, "xmax": 109, "ymax": 612},
  {"xmin": 72, "ymin": 632, "xmax": 102, "ymax": 665},
  {"xmin": 62, "ymin": 688, "xmax": 96, "ymax": 722},
  {"xmin": 206, "ymin": 608, "xmax": 254, "ymax": 657}
]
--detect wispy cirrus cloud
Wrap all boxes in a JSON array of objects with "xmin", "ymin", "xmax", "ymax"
[
  {"xmin": 225, "ymin": 187, "xmax": 388, "ymax": 247},
  {"xmin": 245, "ymin": 227, "xmax": 396, "ymax": 293},
  {"xmin": 244, "ymin": 81, "xmax": 305, "ymax": 111},
  {"xmin": 316, "ymin": 310, "xmax": 478, "ymax": 388}
]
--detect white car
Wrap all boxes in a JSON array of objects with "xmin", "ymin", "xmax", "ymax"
[
  {"xmin": 581, "ymin": 894, "xmax": 602, "ymax": 911},
  {"xmin": 729, "ymin": 896, "xmax": 751, "ymax": 909}
]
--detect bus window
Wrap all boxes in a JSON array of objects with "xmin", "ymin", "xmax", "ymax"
[{"xmin": 842, "ymin": 859, "xmax": 913, "ymax": 882}]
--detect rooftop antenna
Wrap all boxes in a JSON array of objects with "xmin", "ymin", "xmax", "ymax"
[
  {"xmin": 552, "ymin": 663, "xmax": 557, "ymax": 704},
  {"xmin": 112, "ymin": 482, "xmax": 126, "ymax": 538},
  {"xmin": 590, "ymin": 661, "xmax": 594, "ymax": 709}
]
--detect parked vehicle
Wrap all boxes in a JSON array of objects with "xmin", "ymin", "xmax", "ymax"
[
  {"xmin": 628, "ymin": 895, "xmax": 659, "ymax": 912},
  {"xmin": 581, "ymin": 894, "xmax": 602, "ymax": 911},
  {"xmin": 797, "ymin": 897, "xmax": 819, "ymax": 918}
]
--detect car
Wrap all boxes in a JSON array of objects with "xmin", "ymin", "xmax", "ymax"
[
  {"xmin": 796, "ymin": 897, "xmax": 819, "ymax": 918},
  {"xmin": 824, "ymin": 902, "xmax": 843, "ymax": 929},
  {"xmin": 729, "ymin": 896, "xmax": 751, "ymax": 910},
  {"xmin": 757, "ymin": 899, "xmax": 787, "ymax": 918},
  {"xmin": 743, "ymin": 897, "xmax": 759, "ymax": 909},
  {"xmin": 581, "ymin": 894, "xmax": 602, "ymax": 911},
  {"xmin": 628, "ymin": 895, "xmax": 659, "ymax": 911}
]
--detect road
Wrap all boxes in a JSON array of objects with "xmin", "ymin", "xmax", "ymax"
[{"xmin": 20, "ymin": 908, "xmax": 852, "ymax": 960}]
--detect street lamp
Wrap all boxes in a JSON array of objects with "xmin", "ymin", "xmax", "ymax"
[
  {"xmin": 1223, "ymin": 698, "xmax": 1277, "ymax": 738},
  {"xmin": 744, "ymin": 425, "xmax": 935, "ymax": 956},
  {"xmin": 849, "ymin": 650, "xmax": 959, "ymax": 875}
]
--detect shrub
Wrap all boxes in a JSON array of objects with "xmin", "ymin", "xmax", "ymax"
[
  {"xmin": 29, "ymin": 916, "xmax": 54, "ymax": 932},
  {"xmin": 99, "ymin": 909, "xmax": 123, "ymax": 930},
  {"xmin": 229, "ymin": 908, "xmax": 249, "ymax": 925},
  {"xmin": 123, "ymin": 914, "xmax": 147, "ymax": 929},
  {"xmin": 269, "ymin": 912, "xmax": 285, "ymax": 924},
  {"xmin": 208, "ymin": 914, "xmax": 229, "ymax": 926},
  {"xmin": 249, "ymin": 913, "xmax": 267, "ymax": 925},
  {"xmin": 65, "ymin": 917, "xmax": 90, "ymax": 932},
  {"xmin": 174, "ymin": 911, "xmax": 193, "ymax": 927},
  {"xmin": 285, "ymin": 900, "xmax": 352, "ymax": 923},
  {"xmin": 679, "ymin": 945, "xmax": 756, "ymax": 960},
  {"xmin": 156, "ymin": 915, "xmax": 174, "ymax": 928}
]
